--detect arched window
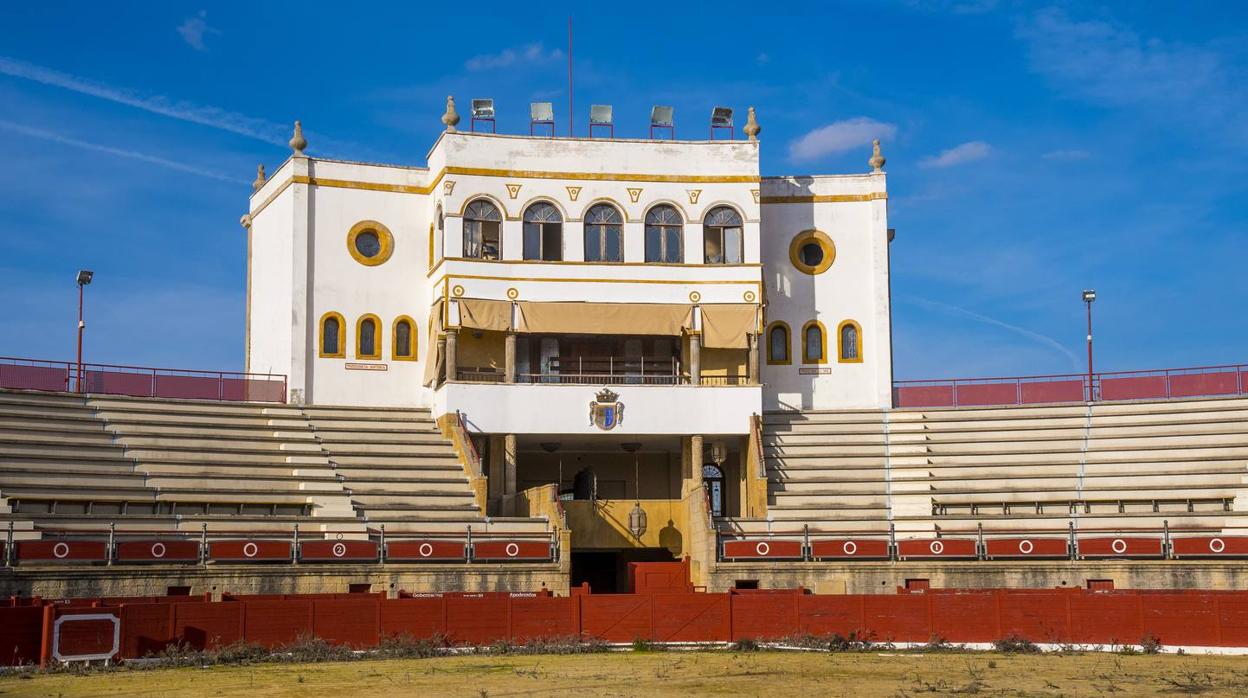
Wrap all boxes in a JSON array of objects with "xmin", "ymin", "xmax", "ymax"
[
  {"xmin": 319, "ymin": 312, "xmax": 345, "ymax": 358},
  {"xmin": 356, "ymin": 314, "xmax": 381, "ymax": 360},
  {"xmin": 584, "ymin": 203, "xmax": 624, "ymax": 262},
  {"xmin": 802, "ymin": 320, "xmax": 827, "ymax": 364},
  {"xmin": 703, "ymin": 206, "xmax": 743, "ymax": 264},
  {"xmin": 523, "ymin": 202, "xmax": 563, "ymax": 261},
  {"xmin": 702, "ymin": 464, "xmax": 725, "ymax": 517},
  {"xmin": 838, "ymin": 320, "xmax": 862, "ymax": 363},
  {"xmin": 463, "ymin": 199, "xmax": 502, "ymax": 260},
  {"xmin": 644, "ymin": 205, "xmax": 683, "ymax": 263},
  {"xmin": 766, "ymin": 322, "xmax": 790, "ymax": 365},
  {"xmin": 393, "ymin": 316, "xmax": 417, "ymax": 360}
]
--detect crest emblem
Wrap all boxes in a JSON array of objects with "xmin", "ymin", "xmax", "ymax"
[{"xmin": 589, "ymin": 388, "xmax": 625, "ymax": 431}]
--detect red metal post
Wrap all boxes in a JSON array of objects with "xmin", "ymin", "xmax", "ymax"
[{"xmin": 75, "ymin": 283, "xmax": 84, "ymax": 393}]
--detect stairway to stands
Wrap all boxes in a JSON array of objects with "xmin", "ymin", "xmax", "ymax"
[
  {"xmin": 721, "ymin": 396, "xmax": 1248, "ymax": 539},
  {"xmin": 303, "ymin": 405, "xmax": 547, "ymax": 535}
]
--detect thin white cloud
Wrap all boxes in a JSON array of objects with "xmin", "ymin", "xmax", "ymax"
[
  {"xmin": 1017, "ymin": 8, "xmax": 1232, "ymax": 117},
  {"xmin": 0, "ymin": 55, "xmax": 287, "ymax": 146},
  {"xmin": 177, "ymin": 10, "xmax": 220, "ymax": 52},
  {"xmin": 788, "ymin": 117, "xmax": 897, "ymax": 162},
  {"xmin": 1042, "ymin": 148, "xmax": 1091, "ymax": 161},
  {"xmin": 900, "ymin": 294, "xmax": 1081, "ymax": 370},
  {"xmin": 919, "ymin": 140, "xmax": 991, "ymax": 168},
  {"xmin": 0, "ymin": 119, "xmax": 247, "ymax": 185},
  {"xmin": 465, "ymin": 43, "xmax": 564, "ymax": 71}
]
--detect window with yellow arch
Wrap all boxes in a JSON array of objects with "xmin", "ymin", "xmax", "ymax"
[
  {"xmin": 838, "ymin": 320, "xmax": 863, "ymax": 363},
  {"xmin": 766, "ymin": 322, "xmax": 791, "ymax": 365},
  {"xmin": 319, "ymin": 312, "xmax": 345, "ymax": 359},
  {"xmin": 393, "ymin": 316, "xmax": 417, "ymax": 361},
  {"xmin": 356, "ymin": 314, "xmax": 382, "ymax": 360},
  {"xmin": 801, "ymin": 320, "xmax": 827, "ymax": 364}
]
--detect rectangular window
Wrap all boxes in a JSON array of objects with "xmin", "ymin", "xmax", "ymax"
[
  {"xmin": 604, "ymin": 226, "xmax": 622, "ymax": 261},
  {"xmin": 542, "ymin": 224, "xmax": 561, "ymax": 261},
  {"xmin": 523, "ymin": 222, "xmax": 541, "ymax": 260},
  {"xmin": 723, "ymin": 227, "xmax": 742, "ymax": 263}
]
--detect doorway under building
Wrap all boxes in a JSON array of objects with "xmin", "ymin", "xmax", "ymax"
[{"xmin": 571, "ymin": 548, "xmax": 677, "ymax": 594}]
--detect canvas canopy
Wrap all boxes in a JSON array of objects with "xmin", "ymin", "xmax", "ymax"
[
  {"xmin": 700, "ymin": 304, "xmax": 758, "ymax": 349},
  {"xmin": 516, "ymin": 302, "xmax": 693, "ymax": 336}
]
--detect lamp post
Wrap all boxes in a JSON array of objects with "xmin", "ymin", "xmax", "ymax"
[
  {"xmin": 75, "ymin": 270, "xmax": 94, "ymax": 393},
  {"xmin": 1082, "ymin": 289, "xmax": 1096, "ymax": 401},
  {"xmin": 622, "ymin": 442, "xmax": 646, "ymax": 539}
]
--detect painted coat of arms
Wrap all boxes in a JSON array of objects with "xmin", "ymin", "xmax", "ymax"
[{"xmin": 589, "ymin": 388, "xmax": 625, "ymax": 430}]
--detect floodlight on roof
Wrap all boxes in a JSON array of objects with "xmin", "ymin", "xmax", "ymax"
[
  {"xmin": 470, "ymin": 99, "xmax": 496, "ymax": 133},
  {"xmin": 710, "ymin": 106, "xmax": 734, "ymax": 140},
  {"xmin": 589, "ymin": 104, "xmax": 613, "ymax": 138},
  {"xmin": 530, "ymin": 102, "xmax": 555, "ymax": 137},
  {"xmin": 649, "ymin": 105, "xmax": 674, "ymax": 139}
]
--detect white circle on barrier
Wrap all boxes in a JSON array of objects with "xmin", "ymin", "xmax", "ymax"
[
  {"xmin": 842, "ymin": 541, "xmax": 858, "ymax": 556},
  {"xmin": 52, "ymin": 542, "xmax": 70, "ymax": 559},
  {"xmin": 243, "ymin": 542, "xmax": 259, "ymax": 558},
  {"xmin": 332, "ymin": 543, "xmax": 347, "ymax": 558},
  {"xmin": 1019, "ymin": 540, "xmax": 1034, "ymax": 555},
  {"xmin": 505, "ymin": 543, "xmax": 520, "ymax": 557},
  {"xmin": 151, "ymin": 543, "xmax": 167, "ymax": 558},
  {"xmin": 418, "ymin": 543, "xmax": 434, "ymax": 558},
  {"xmin": 1111, "ymin": 538, "xmax": 1128, "ymax": 554},
  {"xmin": 1210, "ymin": 538, "xmax": 1226, "ymax": 553},
  {"xmin": 930, "ymin": 540, "xmax": 944, "ymax": 555},
  {"xmin": 756, "ymin": 542, "xmax": 771, "ymax": 556}
]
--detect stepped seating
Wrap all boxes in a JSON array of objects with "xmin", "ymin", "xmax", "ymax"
[
  {"xmin": 722, "ymin": 396, "xmax": 1248, "ymax": 540},
  {"xmin": 304, "ymin": 405, "xmax": 547, "ymax": 535}
]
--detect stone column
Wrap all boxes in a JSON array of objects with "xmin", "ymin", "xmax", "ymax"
[
  {"xmin": 686, "ymin": 434, "xmax": 704, "ymax": 496},
  {"xmin": 689, "ymin": 333, "xmax": 702, "ymax": 386},
  {"xmin": 504, "ymin": 332, "xmax": 517, "ymax": 384},
  {"xmin": 747, "ymin": 333, "xmax": 759, "ymax": 385},
  {"xmin": 444, "ymin": 328, "xmax": 459, "ymax": 382},
  {"xmin": 435, "ymin": 334, "xmax": 447, "ymax": 385},
  {"xmin": 503, "ymin": 433, "xmax": 518, "ymax": 515}
]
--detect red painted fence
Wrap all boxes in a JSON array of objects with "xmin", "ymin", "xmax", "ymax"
[
  {"xmin": 10, "ymin": 588, "xmax": 1248, "ymax": 665},
  {"xmin": 0, "ymin": 356, "xmax": 286, "ymax": 403},
  {"xmin": 893, "ymin": 363, "xmax": 1248, "ymax": 408}
]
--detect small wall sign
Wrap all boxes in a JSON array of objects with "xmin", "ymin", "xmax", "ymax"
[
  {"xmin": 346, "ymin": 363, "xmax": 388, "ymax": 371},
  {"xmin": 798, "ymin": 367, "xmax": 832, "ymax": 375}
]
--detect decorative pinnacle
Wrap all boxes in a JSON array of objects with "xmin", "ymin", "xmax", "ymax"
[
  {"xmin": 252, "ymin": 164, "xmax": 266, "ymax": 193},
  {"xmin": 743, "ymin": 106, "xmax": 761, "ymax": 141},
  {"xmin": 869, "ymin": 139, "xmax": 885, "ymax": 173},
  {"xmin": 442, "ymin": 96, "xmax": 461, "ymax": 132},
  {"xmin": 289, "ymin": 121, "xmax": 307, "ymax": 156}
]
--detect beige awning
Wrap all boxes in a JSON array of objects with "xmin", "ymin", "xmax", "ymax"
[
  {"xmin": 701, "ymin": 304, "xmax": 758, "ymax": 349},
  {"xmin": 458, "ymin": 298, "xmax": 512, "ymax": 332},
  {"xmin": 421, "ymin": 304, "xmax": 444, "ymax": 387},
  {"xmin": 516, "ymin": 302, "xmax": 693, "ymax": 336}
]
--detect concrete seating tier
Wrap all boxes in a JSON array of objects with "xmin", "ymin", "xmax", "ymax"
[
  {"xmin": 722, "ymin": 397, "xmax": 1248, "ymax": 538},
  {"xmin": 0, "ymin": 390, "xmax": 553, "ymax": 541}
]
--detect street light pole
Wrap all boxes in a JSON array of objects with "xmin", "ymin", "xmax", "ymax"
[
  {"xmin": 1082, "ymin": 289, "xmax": 1096, "ymax": 401},
  {"xmin": 75, "ymin": 270, "xmax": 93, "ymax": 393}
]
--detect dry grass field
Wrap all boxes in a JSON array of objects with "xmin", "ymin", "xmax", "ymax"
[{"xmin": 4, "ymin": 650, "xmax": 1248, "ymax": 697}]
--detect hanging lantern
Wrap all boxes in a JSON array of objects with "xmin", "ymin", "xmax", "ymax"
[
  {"xmin": 628, "ymin": 501, "xmax": 648, "ymax": 538},
  {"xmin": 709, "ymin": 440, "xmax": 728, "ymax": 465}
]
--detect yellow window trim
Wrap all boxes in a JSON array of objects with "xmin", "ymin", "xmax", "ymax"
[
  {"xmin": 356, "ymin": 314, "xmax": 383, "ymax": 360},
  {"xmin": 318, "ymin": 312, "xmax": 346, "ymax": 359},
  {"xmin": 765, "ymin": 321, "xmax": 791, "ymax": 366},
  {"xmin": 347, "ymin": 220, "xmax": 395, "ymax": 267},
  {"xmin": 838, "ymin": 319, "xmax": 864, "ymax": 364},
  {"xmin": 426, "ymin": 223, "xmax": 435, "ymax": 271},
  {"xmin": 801, "ymin": 319, "xmax": 828, "ymax": 365},
  {"xmin": 789, "ymin": 229, "xmax": 836, "ymax": 275},
  {"xmin": 392, "ymin": 315, "xmax": 418, "ymax": 361}
]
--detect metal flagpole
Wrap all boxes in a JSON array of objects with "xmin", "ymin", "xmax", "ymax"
[{"xmin": 568, "ymin": 17, "xmax": 573, "ymax": 137}]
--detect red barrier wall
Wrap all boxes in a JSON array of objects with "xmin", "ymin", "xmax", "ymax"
[{"xmin": 28, "ymin": 588, "xmax": 1248, "ymax": 665}]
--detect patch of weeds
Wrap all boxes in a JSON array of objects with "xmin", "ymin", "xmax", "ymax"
[
  {"xmin": 992, "ymin": 634, "xmax": 1040, "ymax": 654},
  {"xmin": 631, "ymin": 637, "xmax": 664, "ymax": 653},
  {"xmin": 277, "ymin": 635, "xmax": 358, "ymax": 664},
  {"xmin": 1140, "ymin": 634, "xmax": 1164, "ymax": 655},
  {"xmin": 782, "ymin": 631, "xmax": 876, "ymax": 652},
  {"xmin": 1159, "ymin": 670, "xmax": 1216, "ymax": 695},
  {"xmin": 732, "ymin": 638, "xmax": 761, "ymax": 652},
  {"xmin": 376, "ymin": 633, "xmax": 447, "ymax": 659}
]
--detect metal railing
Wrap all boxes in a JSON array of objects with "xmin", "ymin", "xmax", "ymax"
[
  {"xmin": 893, "ymin": 362, "xmax": 1248, "ymax": 408},
  {"xmin": 0, "ymin": 356, "xmax": 287, "ymax": 403}
]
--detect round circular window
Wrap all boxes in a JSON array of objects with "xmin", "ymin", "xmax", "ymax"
[
  {"xmin": 346, "ymin": 220, "xmax": 394, "ymax": 266},
  {"xmin": 789, "ymin": 230, "xmax": 835, "ymax": 275}
]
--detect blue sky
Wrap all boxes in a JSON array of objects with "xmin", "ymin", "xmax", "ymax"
[{"xmin": 0, "ymin": 2, "xmax": 1244, "ymax": 380}]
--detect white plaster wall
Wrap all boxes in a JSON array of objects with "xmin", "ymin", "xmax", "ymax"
[
  {"xmin": 435, "ymin": 383, "xmax": 760, "ymax": 435},
  {"xmin": 246, "ymin": 180, "xmax": 294, "ymax": 385},
  {"xmin": 304, "ymin": 161, "xmax": 433, "ymax": 407},
  {"xmin": 759, "ymin": 173, "xmax": 893, "ymax": 410}
]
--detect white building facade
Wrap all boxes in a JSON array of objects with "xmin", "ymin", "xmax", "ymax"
[{"xmin": 244, "ymin": 111, "xmax": 893, "ymax": 441}]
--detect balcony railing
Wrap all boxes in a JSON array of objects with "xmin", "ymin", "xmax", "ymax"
[
  {"xmin": 455, "ymin": 361, "xmax": 752, "ymax": 387},
  {"xmin": 0, "ymin": 356, "xmax": 286, "ymax": 403}
]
